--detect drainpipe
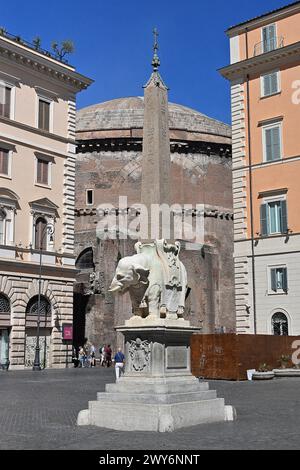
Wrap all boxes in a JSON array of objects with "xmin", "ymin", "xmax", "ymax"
[{"xmin": 245, "ymin": 28, "xmax": 257, "ymax": 334}]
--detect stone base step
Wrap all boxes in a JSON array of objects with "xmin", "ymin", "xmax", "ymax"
[
  {"xmin": 106, "ymin": 377, "xmax": 208, "ymax": 395},
  {"xmin": 78, "ymin": 398, "xmax": 227, "ymax": 432},
  {"xmin": 97, "ymin": 389, "xmax": 217, "ymax": 404}
]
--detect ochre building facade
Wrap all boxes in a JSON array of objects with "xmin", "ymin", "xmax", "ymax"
[{"xmin": 220, "ymin": 1, "xmax": 300, "ymax": 335}]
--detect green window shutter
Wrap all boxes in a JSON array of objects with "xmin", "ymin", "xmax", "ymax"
[
  {"xmin": 263, "ymin": 72, "xmax": 278, "ymax": 96},
  {"xmin": 281, "ymin": 200, "xmax": 288, "ymax": 233},
  {"xmin": 263, "ymin": 25, "xmax": 276, "ymax": 52},
  {"xmin": 282, "ymin": 268, "xmax": 288, "ymax": 292},
  {"xmin": 270, "ymin": 72, "xmax": 278, "ymax": 94},
  {"xmin": 271, "ymin": 269, "xmax": 277, "ymax": 292},
  {"xmin": 263, "ymin": 74, "xmax": 271, "ymax": 96},
  {"xmin": 265, "ymin": 126, "xmax": 281, "ymax": 161},
  {"xmin": 260, "ymin": 203, "xmax": 268, "ymax": 236}
]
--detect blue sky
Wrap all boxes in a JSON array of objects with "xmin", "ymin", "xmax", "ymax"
[{"xmin": 1, "ymin": 0, "xmax": 292, "ymax": 123}]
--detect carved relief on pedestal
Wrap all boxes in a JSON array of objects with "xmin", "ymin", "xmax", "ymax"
[{"xmin": 128, "ymin": 337, "xmax": 151, "ymax": 372}]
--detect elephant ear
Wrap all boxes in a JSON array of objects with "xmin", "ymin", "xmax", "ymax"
[{"xmin": 134, "ymin": 265, "xmax": 150, "ymax": 284}]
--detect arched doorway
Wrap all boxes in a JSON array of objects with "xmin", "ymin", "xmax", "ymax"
[
  {"xmin": 0, "ymin": 293, "xmax": 10, "ymax": 368},
  {"xmin": 272, "ymin": 312, "xmax": 289, "ymax": 336},
  {"xmin": 73, "ymin": 248, "xmax": 95, "ymax": 348},
  {"xmin": 25, "ymin": 295, "xmax": 52, "ymax": 368}
]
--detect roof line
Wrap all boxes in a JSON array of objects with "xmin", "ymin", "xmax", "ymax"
[{"xmin": 227, "ymin": 1, "xmax": 300, "ymax": 33}]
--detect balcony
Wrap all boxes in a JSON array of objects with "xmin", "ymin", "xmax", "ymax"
[{"xmin": 254, "ymin": 36, "xmax": 284, "ymax": 56}]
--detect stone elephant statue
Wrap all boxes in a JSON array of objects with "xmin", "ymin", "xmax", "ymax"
[{"xmin": 108, "ymin": 240, "xmax": 187, "ymax": 319}]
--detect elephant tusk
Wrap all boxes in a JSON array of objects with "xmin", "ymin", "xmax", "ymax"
[{"xmin": 108, "ymin": 284, "xmax": 122, "ymax": 293}]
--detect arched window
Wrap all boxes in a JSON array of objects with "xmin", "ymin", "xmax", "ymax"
[
  {"xmin": 26, "ymin": 295, "xmax": 51, "ymax": 316},
  {"xmin": 76, "ymin": 248, "xmax": 94, "ymax": 270},
  {"xmin": 272, "ymin": 312, "xmax": 289, "ymax": 336},
  {"xmin": 0, "ymin": 293, "xmax": 10, "ymax": 314},
  {"xmin": 35, "ymin": 217, "xmax": 47, "ymax": 250}
]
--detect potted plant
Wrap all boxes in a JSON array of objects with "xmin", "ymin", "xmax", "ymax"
[
  {"xmin": 252, "ymin": 363, "xmax": 274, "ymax": 380},
  {"xmin": 274, "ymin": 355, "xmax": 300, "ymax": 377},
  {"xmin": 278, "ymin": 354, "xmax": 291, "ymax": 369}
]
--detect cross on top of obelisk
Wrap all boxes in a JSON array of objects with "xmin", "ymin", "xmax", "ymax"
[{"xmin": 144, "ymin": 28, "xmax": 168, "ymax": 89}]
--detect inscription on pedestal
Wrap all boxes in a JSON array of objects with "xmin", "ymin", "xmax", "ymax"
[{"xmin": 166, "ymin": 346, "xmax": 188, "ymax": 369}]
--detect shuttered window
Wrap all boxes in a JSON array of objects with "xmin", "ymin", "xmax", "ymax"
[
  {"xmin": 270, "ymin": 267, "xmax": 288, "ymax": 292},
  {"xmin": 260, "ymin": 200, "xmax": 288, "ymax": 236},
  {"xmin": 35, "ymin": 217, "xmax": 47, "ymax": 250},
  {"xmin": 36, "ymin": 158, "xmax": 49, "ymax": 185},
  {"xmin": 262, "ymin": 72, "xmax": 279, "ymax": 97},
  {"xmin": 262, "ymin": 24, "xmax": 276, "ymax": 53},
  {"xmin": 263, "ymin": 124, "xmax": 282, "ymax": 161},
  {"xmin": 38, "ymin": 99, "xmax": 50, "ymax": 131},
  {"xmin": 0, "ymin": 148, "xmax": 9, "ymax": 175},
  {"xmin": 0, "ymin": 209, "xmax": 6, "ymax": 244},
  {"xmin": 0, "ymin": 86, "xmax": 11, "ymax": 118}
]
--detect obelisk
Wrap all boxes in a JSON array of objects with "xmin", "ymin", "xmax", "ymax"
[{"xmin": 141, "ymin": 29, "xmax": 171, "ymax": 240}]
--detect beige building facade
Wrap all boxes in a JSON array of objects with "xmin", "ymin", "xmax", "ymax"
[
  {"xmin": 220, "ymin": 2, "xmax": 300, "ymax": 336},
  {"xmin": 0, "ymin": 31, "xmax": 92, "ymax": 368}
]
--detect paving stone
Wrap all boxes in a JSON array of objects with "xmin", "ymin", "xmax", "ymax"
[{"xmin": 0, "ymin": 368, "xmax": 299, "ymax": 449}]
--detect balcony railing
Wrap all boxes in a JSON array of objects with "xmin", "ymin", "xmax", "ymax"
[{"xmin": 254, "ymin": 36, "xmax": 284, "ymax": 56}]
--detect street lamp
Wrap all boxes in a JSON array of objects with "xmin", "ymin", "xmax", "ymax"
[{"xmin": 32, "ymin": 221, "xmax": 55, "ymax": 371}]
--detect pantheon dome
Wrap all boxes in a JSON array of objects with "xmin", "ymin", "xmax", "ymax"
[
  {"xmin": 76, "ymin": 96, "xmax": 231, "ymax": 145},
  {"xmin": 74, "ymin": 96, "xmax": 234, "ymax": 350}
]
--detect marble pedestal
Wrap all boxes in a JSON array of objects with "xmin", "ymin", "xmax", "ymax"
[{"xmin": 77, "ymin": 318, "xmax": 236, "ymax": 432}]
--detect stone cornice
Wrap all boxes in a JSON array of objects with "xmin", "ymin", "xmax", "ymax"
[
  {"xmin": 76, "ymin": 127, "xmax": 231, "ymax": 145},
  {"xmin": 75, "ymin": 206, "xmax": 234, "ymax": 220},
  {"xmin": 219, "ymin": 41, "xmax": 300, "ymax": 80},
  {"xmin": 0, "ymin": 115, "xmax": 75, "ymax": 146},
  {"xmin": 0, "ymin": 36, "xmax": 93, "ymax": 91},
  {"xmin": 76, "ymin": 137, "xmax": 232, "ymax": 158}
]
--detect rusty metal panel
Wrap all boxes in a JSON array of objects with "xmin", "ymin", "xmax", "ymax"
[{"xmin": 191, "ymin": 334, "xmax": 300, "ymax": 380}]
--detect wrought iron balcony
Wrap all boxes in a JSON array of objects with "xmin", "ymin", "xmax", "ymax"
[{"xmin": 254, "ymin": 36, "xmax": 284, "ymax": 56}]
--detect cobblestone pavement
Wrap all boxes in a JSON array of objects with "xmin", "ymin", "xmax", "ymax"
[{"xmin": 0, "ymin": 367, "xmax": 299, "ymax": 450}]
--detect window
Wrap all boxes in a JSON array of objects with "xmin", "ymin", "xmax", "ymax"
[
  {"xmin": 38, "ymin": 98, "xmax": 50, "ymax": 131},
  {"xmin": 263, "ymin": 123, "xmax": 282, "ymax": 162},
  {"xmin": 0, "ymin": 294, "xmax": 10, "ymax": 314},
  {"xmin": 36, "ymin": 158, "xmax": 49, "ymax": 185},
  {"xmin": 0, "ymin": 85, "xmax": 11, "ymax": 118},
  {"xmin": 26, "ymin": 295, "xmax": 51, "ymax": 316},
  {"xmin": 86, "ymin": 189, "xmax": 94, "ymax": 206},
  {"xmin": 0, "ymin": 148, "xmax": 9, "ymax": 176},
  {"xmin": 0, "ymin": 209, "xmax": 6, "ymax": 245},
  {"xmin": 262, "ymin": 24, "xmax": 277, "ymax": 53},
  {"xmin": 0, "ymin": 208, "xmax": 11, "ymax": 246},
  {"xmin": 270, "ymin": 267, "xmax": 288, "ymax": 293},
  {"xmin": 260, "ymin": 200, "xmax": 288, "ymax": 236},
  {"xmin": 35, "ymin": 217, "xmax": 47, "ymax": 250},
  {"xmin": 272, "ymin": 312, "xmax": 288, "ymax": 336},
  {"xmin": 76, "ymin": 247, "xmax": 95, "ymax": 270},
  {"xmin": 261, "ymin": 71, "xmax": 279, "ymax": 97}
]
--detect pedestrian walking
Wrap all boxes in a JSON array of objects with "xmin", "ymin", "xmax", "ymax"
[
  {"xmin": 104, "ymin": 344, "xmax": 112, "ymax": 367},
  {"xmin": 89, "ymin": 343, "xmax": 96, "ymax": 367},
  {"xmin": 72, "ymin": 346, "xmax": 79, "ymax": 368},
  {"xmin": 114, "ymin": 347, "xmax": 125, "ymax": 380},
  {"xmin": 78, "ymin": 346, "xmax": 86, "ymax": 368},
  {"xmin": 99, "ymin": 344, "xmax": 106, "ymax": 367}
]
